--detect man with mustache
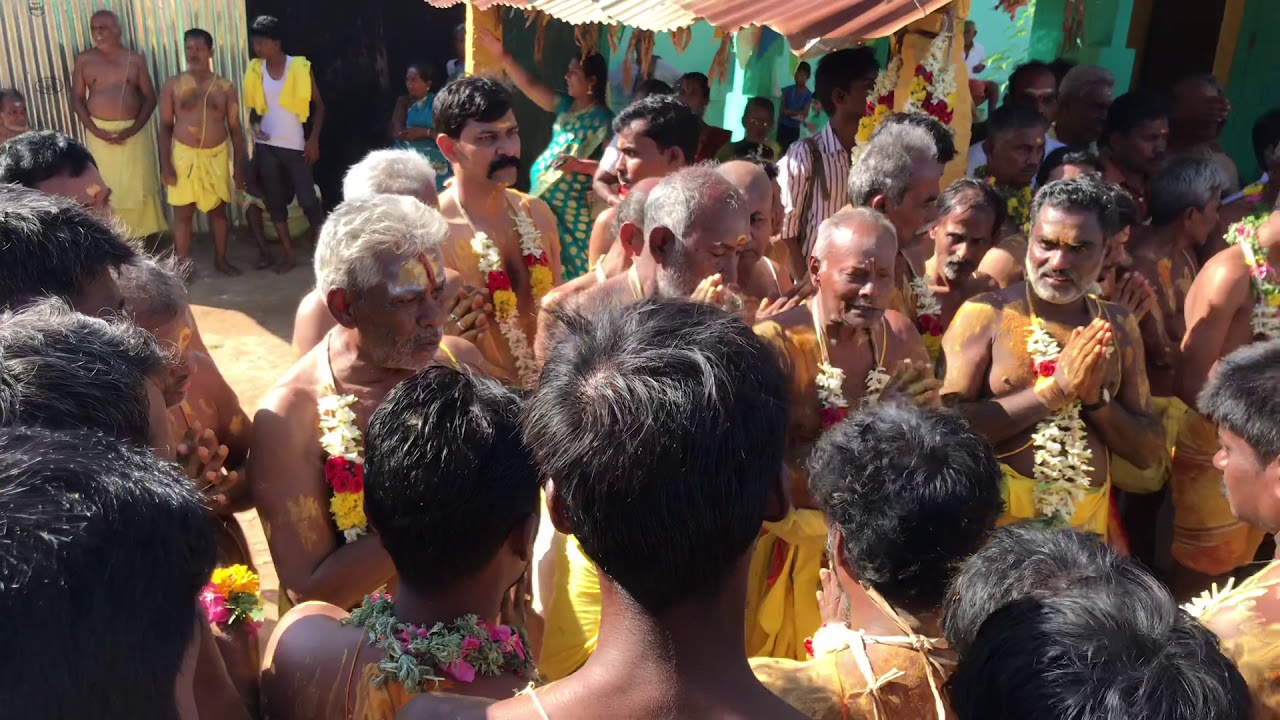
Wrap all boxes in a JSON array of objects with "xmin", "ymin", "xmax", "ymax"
[
  {"xmin": 71, "ymin": 9, "xmax": 168, "ymax": 240},
  {"xmin": 750, "ymin": 208, "xmax": 935, "ymax": 660},
  {"xmin": 974, "ymin": 104, "xmax": 1051, "ymax": 288},
  {"xmin": 941, "ymin": 175, "xmax": 1164, "ymax": 542},
  {"xmin": 434, "ymin": 76, "xmax": 563, "ymax": 386},
  {"xmin": 248, "ymin": 194, "xmax": 485, "ymax": 612},
  {"xmin": 0, "ymin": 89, "xmax": 30, "ymax": 143},
  {"xmin": 158, "ymin": 28, "xmax": 247, "ymax": 274},
  {"xmin": 1100, "ymin": 91, "xmax": 1169, "ymax": 223}
]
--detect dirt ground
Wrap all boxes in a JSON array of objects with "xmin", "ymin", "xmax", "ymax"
[{"xmin": 185, "ymin": 236, "xmax": 319, "ymax": 633}]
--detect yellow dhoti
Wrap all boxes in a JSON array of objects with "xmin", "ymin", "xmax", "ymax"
[
  {"xmin": 539, "ymin": 532, "xmax": 600, "ymax": 681},
  {"xmin": 1111, "ymin": 396, "xmax": 1188, "ymax": 494},
  {"xmin": 999, "ymin": 463, "xmax": 1111, "ymax": 539},
  {"xmin": 1171, "ymin": 408, "xmax": 1267, "ymax": 575},
  {"xmin": 167, "ymin": 140, "xmax": 231, "ymax": 212},
  {"xmin": 745, "ymin": 508, "xmax": 825, "ymax": 660},
  {"xmin": 83, "ymin": 118, "xmax": 168, "ymax": 237}
]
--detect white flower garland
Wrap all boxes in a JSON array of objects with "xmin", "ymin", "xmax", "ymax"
[
  {"xmin": 871, "ymin": 56, "xmax": 903, "ymax": 107},
  {"xmin": 910, "ymin": 276, "xmax": 941, "ymax": 318},
  {"xmin": 469, "ymin": 206, "xmax": 549, "ymax": 387},
  {"xmin": 317, "ymin": 390, "xmax": 367, "ymax": 543},
  {"xmin": 903, "ymin": 30, "xmax": 956, "ymax": 119},
  {"xmin": 863, "ymin": 367, "xmax": 890, "ymax": 407},
  {"xmin": 816, "ymin": 362, "xmax": 850, "ymax": 412},
  {"xmin": 1026, "ymin": 319, "xmax": 1094, "ymax": 525}
]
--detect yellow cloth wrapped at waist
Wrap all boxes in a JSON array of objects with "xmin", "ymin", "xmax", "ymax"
[
  {"xmin": 167, "ymin": 140, "xmax": 231, "ymax": 212},
  {"xmin": 999, "ymin": 463, "xmax": 1110, "ymax": 538},
  {"xmin": 1110, "ymin": 395, "xmax": 1188, "ymax": 494},
  {"xmin": 539, "ymin": 533, "xmax": 599, "ymax": 681},
  {"xmin": 746, "ymin": 508, "xmax": 825, "ymax": 660},
  {"xmin": 83, "ymin": 118, "xmax": 168, "ymax": 237},
  {"xmin": 243, "ymin": 57, "xmax": 312, "ymax": 122}
]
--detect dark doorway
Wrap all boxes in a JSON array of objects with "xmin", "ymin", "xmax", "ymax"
[
  {"xmin": 1134, "ymin": 0, "xmax": 1225, "ymax": 91},
  {"xmin": 243, "ymin": 0, "xmax": 464, "ymax": 208}
]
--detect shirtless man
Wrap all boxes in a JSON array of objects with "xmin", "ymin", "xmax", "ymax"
[
  {"xmin": 1100, "ymin": 90, "xmax": 1169, "ymax": 222},
  {"xmin": 1167, "ymin": 74, "xmax": 1238, "ymax": 195},
  {"xmin": 974, "ymin": 104, "xmax": 1049, "ymax": 288},
  {"xmin": 1217, "ymin": 109, "xmax": 1280, "ymax": 235},
  {"xmin": 585, "ymin": 94, "xmax": 698, "ymax": 268},
  {"xmin": 942, "ymin": 176, "xmax": 1164, "ymax": 541},
  {"xmin": 718, "ymin": 160, "xmax": 793, "ymax": 302},
  {"xmin": 1170, "ymin": 209, "xmax": 1280, "ymax": 591},
  {"xmin": 433, "ymin": 76, "xmax": 563, "ymax": 387},
  {"xmin": 248, "ymin": 195, "xmax": 490, "ymax": 612},
  {"xmin": 0, "ymin": 89, "xmax": 30, "ymax": 143},
  {"xmin": 261, "ymin": 367, "xmax": 541, "ymax": 720},
  {"xmin": 71, "ymin": 9, "xmax": 167, "ymax": 239},
  {"xmin": 158, "ymin": 29, "xmax": 246, "ymax": 274}
]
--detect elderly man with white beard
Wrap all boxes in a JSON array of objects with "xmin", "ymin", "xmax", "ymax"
[{"xmin": 940, "ymin": 175, "xmax": 1163, "ymax": 545}]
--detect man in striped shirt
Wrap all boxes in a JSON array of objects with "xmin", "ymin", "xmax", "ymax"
[{"xmin": 778, "ymin": 48, "xmax": 880, "ymax": 280}]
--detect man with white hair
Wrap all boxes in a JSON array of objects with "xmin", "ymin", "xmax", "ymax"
[
  {"xmin": 749, "ymin": 207, "xmax": 936, "ymax": 660},
  {"xmin": 290, "ymin": 148, "xmax": 489, "ymax": 355},
  {"xmin": 249, "ymin": 193, "xmax": 491, "ymax": 612},
  {"xmin": 719, "ymin": 160, "xmax": 793, "ymax": 301},
  {"xmin": 1046, "ymin": 64, "xmax": 1115, "ymax": 156}
]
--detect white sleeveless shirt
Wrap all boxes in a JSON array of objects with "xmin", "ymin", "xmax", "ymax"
[{"xmin": 259, "ymin": 56, "xmax": 306, "ymax": 151}]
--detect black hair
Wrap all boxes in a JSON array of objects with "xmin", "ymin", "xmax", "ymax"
[
  {"xmin": 433, "ymin": 75, "xmax": 514, "ymax": 139},
  {"xmin": 1029, "ymin": 174, "xmax": 1112, "ymax": 239},
  {"xmin": 0, "ymin": 184, "xmax": 135, "ymax": 311},
  {"xmin": 249, "ymin": 14, "xmax": 282, "ymax": 41},
  {"xmin": 1199, "ymin": 339, "xmax": 1280, "ymax": 462},
  {"xmin": 0, "ymin": 129, "xmax": 99, "ymax": 188},
  {"xmin": 728, "ymin": 142, "xmax": 778, "ymax": 164},
  {"xmin": 1103, "ymin": 183, "xmax": 1139, "ymax": 237},
  {"xmin": 745, "ymin": 96, "xmax": 775, "ymax": 116},
  {"xmin": 1251, "ymin": 109, "xmax": 1280, "ymax": 170},
  {"xmin": 1103, "ymin": 90, "xmax": 1171, "ymax": 147},
  {"xmin": 1006, "ymin": 60, "xmax": 1054, "ymax": 97},
  {"xmin": 183, "ymin": 27, "xmax": 213, "ymax": 48},
  {"xmin": 579, "ymin": 52, "xmax": 608, "ymax": 104},
  {"xmin": 0, "ymin": 425, "xmax": 215, "ymax": 719},
  {"xmin": 612, "ymin": 94, "xmax": 701, "ymax": 166},
  {"xmin": 877, "ymin": 112, "xmax": 958, "ymax": 164},
  {"xmin": 1149, "ymin": 156, "xmax": 1228, "ymax": 228},
  {"xmin": 407, "ymin": 62, "xmax": 436, "ymax": 84},
  {"xmin": 937, "ymin": 177, "xmax": 1007, "ymax": 232},
  {"xmin": 526, "ymin": 299, "xmax": 788, "ymax": 612},
  {"xmin": 987, "ymin": 102, "xmax": 1050, "ymax": 140},
  {"xmin": 809, "ymin": 404, "xmax": 1002, "ymax": 614},
  {"xmin": 364, "ymin": 366, "xmax": 540, "ymax": 593},
  {"xmin": 633, "ymin": 78, "xmax": 672, "ymax": 98},
  {"xmin": 118, "ymin": 254, "xmax": 191, "ymax": 326},
  {"xmin": 1035, "ymin": 146, "xmax": 1103, "ymax": 188},
  {"xmin": 0, "ymin": 87, "xmax": 24, "ymax": 105},
  {"xmin": 680, "ymin": 72, "xmax": 711, "ymax": 101},
  {"xmin": 948, "ymin": 589, "xmax": 1251, "ymax": 720},
  {"xmin": 796, "ymin": 61, "xmax": 811, "ymax": 77},
  {"xmin": 0, "ymin": 298, "xmax": 168, "ymax": 446},
  {"xmin": 1048, "ymin": 58, "xmax": 1076, "ymax": 84},
  {"xmin": 814, "ymin": 47, "xmax": 879, "ymax": 115},
  {"xmin": 942, "ymin": 524, "xmax": 1169, "ymax": 656}
]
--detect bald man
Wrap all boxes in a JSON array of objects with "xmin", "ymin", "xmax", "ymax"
[{"xmin": 718, "ymin": 160, "xmax": 793, "ymax": 301}]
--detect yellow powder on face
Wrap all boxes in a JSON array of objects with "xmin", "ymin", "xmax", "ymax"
[{"xmin": 178, "ymin": 326, "xmax": 193, "ymax": 354}]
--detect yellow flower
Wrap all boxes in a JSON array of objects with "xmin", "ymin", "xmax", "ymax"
[
  {"xmin": 211, "ymin": 564, "xmax": 260, "ymax": 595},
  {"xmin": 330, "ymin": 491, "xmax": 367, "ymax": 532},
  {"xmin": 493, "ymin": 289, "xmax": 518, "ymax": 321},
  {"xmin": 1268, "ymin": 293, "xmax": 1280, "ymax": 308},
  {"xmin": 530, "ymin": 265, "xmax": 554, "ymax": 302},
  {"xmin": 873, "ymin": 103, "xmax": 890, "ymax": 118}
]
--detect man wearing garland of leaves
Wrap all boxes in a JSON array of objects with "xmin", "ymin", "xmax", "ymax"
[
  {"xmin": 261, "ymin": 366, "xmax": 541, "ymax": 720},
  {"xmin": 940, "ymin": 175, "xmax": 1164, "ymax": 543},
  {"xmin": 748, "ymin": 208, "xmax": 936, "ymax": 661},
  {"xmin": 248, "ymin": 195, "xmax": 491, "ymax": 615},
  {"xmin": 433, "ymin": 76, "xmax": 563, "ymax": 387},
  {"xmin": 1171, "ymin": 209, "xmax": 1280, "ymax": 594},
  {"xmin": 973, "ymin": 104, "xmax": 1051, "ymax": 289}
]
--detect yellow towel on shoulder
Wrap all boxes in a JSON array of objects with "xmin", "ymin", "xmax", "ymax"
[
  {"xmin": 539, "ymin": 532, "xmax": 600, "ymax": 681},
  {"xmin": 243, "ymin": 57, "xmax": 312, "ymax": 122},
  {"xmin": 83, "ymin": 118, "xmax": 168, "ymax": 237},
  {"xmin": 745, "ymin": 508, "xmax": 826, "ymax": 660},
  {"xmin": 167, "ymin": 140, "xmax": 231, "ymax": 212},
  {"xmin": 1000, "ymin": 462, "xmax": 1110, "ymax": 538}
]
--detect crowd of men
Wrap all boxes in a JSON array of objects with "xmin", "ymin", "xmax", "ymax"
[{"xmin": 2, "ymin": 16, "xmax": 1280, "ymax": 720}]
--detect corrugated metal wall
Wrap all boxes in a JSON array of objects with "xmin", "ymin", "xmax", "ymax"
[{"xmin": 2, "ymin": 0, "xmax": 249, "ymax": 223}]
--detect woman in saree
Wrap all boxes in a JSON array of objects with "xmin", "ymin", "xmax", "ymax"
[
  {"xmin": 478, "ymin": 29, "xmax": 612, "ymax": 279},
  {"xmin": 390, "ymin": 63, "xmax": 451, "ymax": 190}
]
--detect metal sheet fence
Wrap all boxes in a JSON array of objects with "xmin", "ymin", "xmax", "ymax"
[{"xmin": 2, "ymin": 0, "xmax": 250, "ymax": 224}]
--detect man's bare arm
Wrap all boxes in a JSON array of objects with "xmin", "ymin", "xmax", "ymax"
[
  {"xmin": 1176, "ymin": 257, "xmax": 1250, "ymax": 409},
  {"xmin": 588, "ymin": 207, "xmax": 617, "ymax": 268},
  {"xmin": 158, "ymin": 78, "xmax": 177, "ymax": 184},
  {"xmin": 224, "ymin": 84, "xmax": 247, "ymax": 186},
  {"xmin": 975, "ymin": 240, "xmax": 1024, "ymax": 288},
  {"xmin": 307, "ymin": 70, "xmax": 325, "ymax": 144},
  {"xmin": 1082, "ymin": 308, "xmax": 1164, "ymax": 469},
  {"xmin": 124, "ymin": 55, "xmax": 158, "ymax": 138},
  {"xmin": 942, "ymin": 298, "xmax": 1058, "ymax": 444},
  {"xmin": 248, "ymin": 389, "xmax": 395, "ymax": 608}
]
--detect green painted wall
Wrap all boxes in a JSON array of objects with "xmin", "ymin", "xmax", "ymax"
[{"xmin": 1222, "ymin": 0, "xmax": 1280, "ymax": 184}]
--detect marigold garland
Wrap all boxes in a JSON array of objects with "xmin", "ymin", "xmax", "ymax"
[
  {"xmin": 318, "ymin": 391, "xmax": 367, "ymax": 543},
  {"xmin": 200, "ymin": 564, "xmax": 265, "ymax": 634},
  {"xmin": 1226, "ymin": 213, "xmax": 1280, "ymax": 339},
  {"xmin": 470, "ymin": 205, "xmax": 552, "ymax": 387},
  {"xmin": 1025, "ymin": 317, "xmax": 1094, "ymax": 525},
  {"xmin": 902, "ymin": 29, "xmax": 956, "ymax": 126},
  {"xmin": 855, "ymin": 56, "xmax": 902, "ymax": 148},
  {"xmin": 976, "ymin": 166, "xmax": 1033, "ymax": 234}
]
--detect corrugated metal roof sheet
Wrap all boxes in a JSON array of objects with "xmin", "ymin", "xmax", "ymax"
[{"xmin": 426, "ymin": 0, "xmax": 952, "ymax": 44}]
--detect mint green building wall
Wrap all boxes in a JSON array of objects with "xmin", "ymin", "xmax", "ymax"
[
  {"xmin": 967, "ymin": 2, "xmax": 1033, "ymax": 89},
  {"xmin": 1027, "ymin": 0, "xmax": 1133, "ymax": 93}
]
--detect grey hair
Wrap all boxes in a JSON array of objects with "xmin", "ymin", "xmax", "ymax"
[
  {"xmin": 643, "ymin": 166, "xmax": 745, "ymax": 241},
  {"xmin": 342, "ymin": 148, "xmax": 437, "ymax": 202},
  {"xmin": 1058, "ymin": 64, "xmax": 1115, "ymax": 102},
  {"xmin": 613, "ymin": 183, "xmax": 653, "ymax": 237},
  {"xmin": 314, "ymin": 194, "xmax": 448, "ymax": 295},
  {"xmin": 847, "ymin": 123, "xmax": 938, "ymax": 207},
  {"xmin": 0, "ymin": 297, "xmax": 167, "ymax": 446},
  {"xmin": 117, "ymin": 254, "xmax": 191, "ymax": 325},
  {"xmin": 811, "ymin": 207, "xmax": 898, "ymax": 261},
  {"xmin": 1149, "ymin": 156, "xmax": 1229, "ymax": 228}
]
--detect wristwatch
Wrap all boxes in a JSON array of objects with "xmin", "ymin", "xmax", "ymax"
[{"xmin": 1082, "ymin": 388, "xmax": 1111, "ymax": 412}]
